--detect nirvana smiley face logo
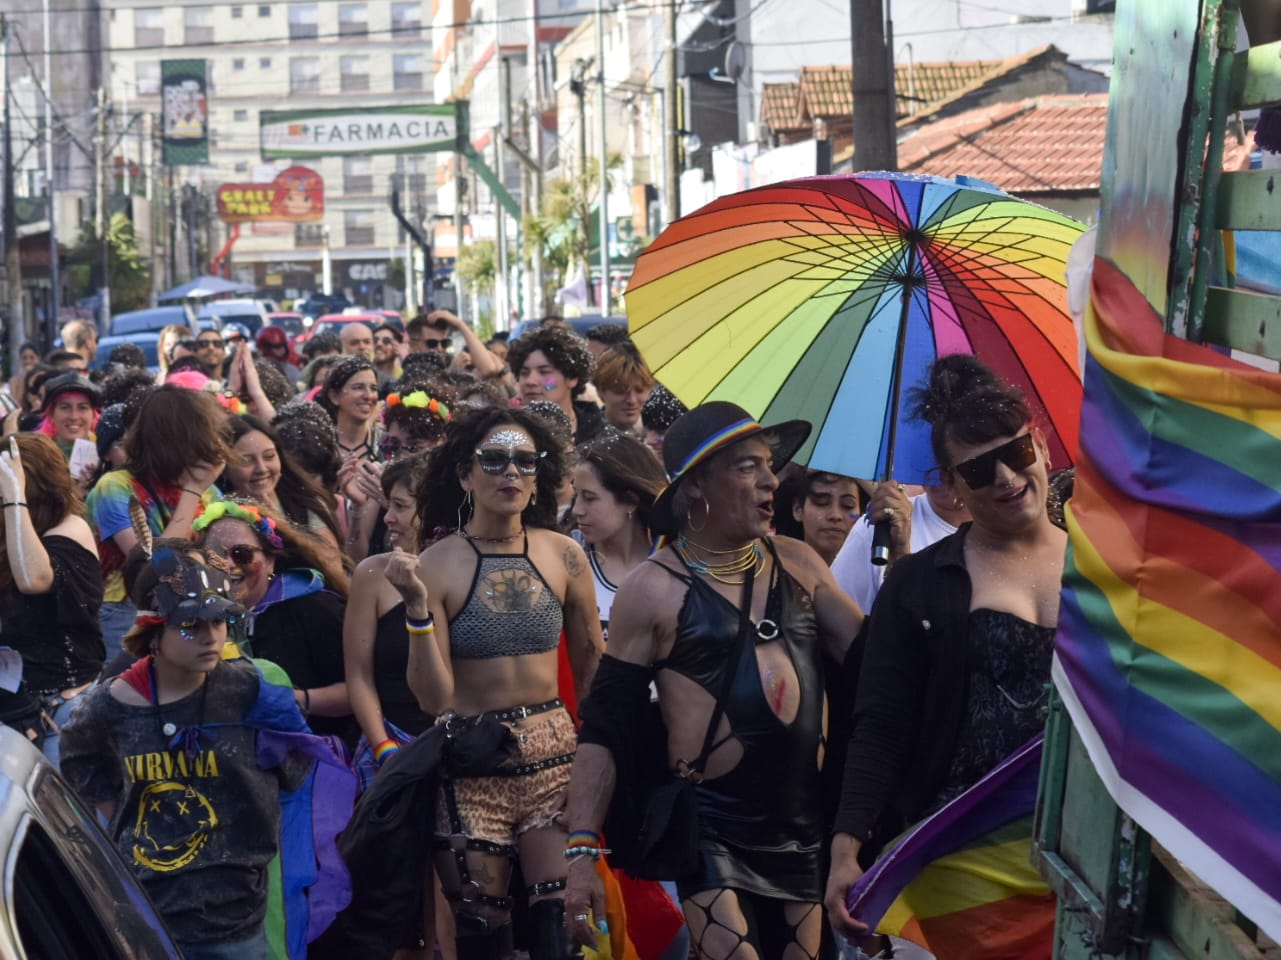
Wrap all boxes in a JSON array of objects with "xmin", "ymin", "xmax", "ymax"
[{"xmin": 131, "ymin": 781, "xmax": 219, "ymax": 872}]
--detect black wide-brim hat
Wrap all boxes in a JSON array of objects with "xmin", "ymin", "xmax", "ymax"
[
  {"xmin": 40, "ymin": 372, "xmax": 101, "ymax": 413},
  {"xmin": 650, "ymin": 401, "xmax": 811, "ymax": 537}
]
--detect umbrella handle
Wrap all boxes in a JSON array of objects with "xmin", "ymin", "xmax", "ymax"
[{"xmin": 871, "ymin": 520, "xmax": 892, "ymax": 567}]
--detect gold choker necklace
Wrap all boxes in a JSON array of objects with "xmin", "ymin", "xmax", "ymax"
[{"xmin": 674, "ymin": 536, "xmax": 763, "ymax": 585}]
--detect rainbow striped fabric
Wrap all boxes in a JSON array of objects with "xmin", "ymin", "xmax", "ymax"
[
  {"xmin": 847, "ymin": 736, "xmax": 1054, "ymax": 960},
  {"xmin": 1054, "ymin": 257, "xmax": 1281, "ymax": 943}
]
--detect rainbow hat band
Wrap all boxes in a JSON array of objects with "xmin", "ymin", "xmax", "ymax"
[{"xmin": 649, "ymin": 401, "xmax": 810, "ymax": 537}]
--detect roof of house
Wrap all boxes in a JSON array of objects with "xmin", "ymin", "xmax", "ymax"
[
  {"xmin": 760, "ymin": 44, "xmax": 1066, "ymax": 133},
  {"xmin": 898, "ymin": 93, "xmax": 1109, "ymax": 194}
]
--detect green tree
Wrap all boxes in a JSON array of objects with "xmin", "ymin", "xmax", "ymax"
[
  {"xmin": 523, "ymin": 153, "xmax": 622, "ymax": 311},
  {"xmin": 67, "ymin": 213, "xmax": 152, "ymax": 312}
]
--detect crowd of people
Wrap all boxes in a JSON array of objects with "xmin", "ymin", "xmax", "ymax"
[{"xmin": 0, "ymin": 309, "xmax": 1067, "ymax": 959}]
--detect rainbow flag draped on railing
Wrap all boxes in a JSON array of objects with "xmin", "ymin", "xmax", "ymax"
[
  {"xmin": 1054, "ymin": 257, "xmax": 1281, "ymax": 943},
  {"xmin": 847, "ymin": 736, "xmax": 1054, "ymax": 959}
]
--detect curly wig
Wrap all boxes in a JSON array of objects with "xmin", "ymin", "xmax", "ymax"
[
  {"xmin": 414, "ymin": 406, "xmax": 564, "ymax": 546},
  {"xmin": 505, "ymin": 325, "xmax": 594, "ymax": 398}
]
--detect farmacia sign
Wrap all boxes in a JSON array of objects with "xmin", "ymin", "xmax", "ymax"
[{"xmin": 260, "ymin": 104, "xmax": 457, "ymax": 159}]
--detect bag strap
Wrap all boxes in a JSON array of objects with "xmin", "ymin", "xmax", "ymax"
[{"xmin": 684, "ymin": 556, "xmax": 757, "ymax": 777}]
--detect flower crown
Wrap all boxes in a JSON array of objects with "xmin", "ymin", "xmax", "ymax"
[
  {"xmin": 385, "ymin": 391, "xmax": 450, "ymax": 421},
  {"xmin": 192, "ymin": 501, "xmax": 285, "ymax": 549}
]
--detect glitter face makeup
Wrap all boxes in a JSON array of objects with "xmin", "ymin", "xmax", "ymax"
[{"xmin": 486, "ymin": 429, "xmax": 533, "ymax": 448}]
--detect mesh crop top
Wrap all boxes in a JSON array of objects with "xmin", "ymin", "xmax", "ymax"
[{"xmin": 447, "ymin": 534, "xmax": 565, "ymax": 659}]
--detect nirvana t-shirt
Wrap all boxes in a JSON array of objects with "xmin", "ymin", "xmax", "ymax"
[{"xmin": 60, "ymin": 658, "xmax": 311, "ymax": 945}]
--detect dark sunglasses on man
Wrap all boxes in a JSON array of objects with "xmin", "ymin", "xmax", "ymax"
[
  {"xmin": 952, "ymin": 433, "xmax": 1038, "ymax": 489},
  {"xmin": 197, "ymin": 337, "xmax": 225, "ymax": 349},
  {"xmin": 415, "ymin": 337, "xmax": 450, "ymax": 350}
]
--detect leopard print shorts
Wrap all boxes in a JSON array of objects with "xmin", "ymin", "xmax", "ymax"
[{"xmin": 435, "ymin": 706, "xmax": 576, "ymax": 847}]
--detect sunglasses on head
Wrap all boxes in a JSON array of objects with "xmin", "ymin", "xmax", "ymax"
[
  {"xmin": 474, "ymin": 448, "xmax": 545, "ymax": 475},
  {"xmin": 226, "ymin": 544, "xmax": 261, "ymax": 566},
  {"xmin": 952, "ymin": 433, "xmax": 1038, "ymax": 489}
]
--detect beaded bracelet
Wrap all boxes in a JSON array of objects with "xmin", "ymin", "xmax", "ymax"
[
  {"xmin": 373, "ymin": 739, "xmax": 400, "ymax": 763},
  {"xmin": 564, "ymin": 845, "xmax": 611, "ymax": 860}
]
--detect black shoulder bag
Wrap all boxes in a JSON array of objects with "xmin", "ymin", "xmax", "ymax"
[{"xmin": 624, "ymin": 570, "xmax": 756, "ymax": 881}]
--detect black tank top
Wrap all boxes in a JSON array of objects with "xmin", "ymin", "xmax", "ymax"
[
  {"xmin": 653, "ymin": 539, "xmax": 827, "ymax": 901},
  {"xmin": 372, "ymin": 601, "xmax": 433, "ymax": 736},
  {"xmin": 447, "ymin": 534, "xmax": 564, "ymax": 660}
]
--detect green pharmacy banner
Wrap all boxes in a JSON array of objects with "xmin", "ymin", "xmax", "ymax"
[
  {"xmin": 259, "ymin": 104, "xmax": 458, "ymax": 159},
  {"xmin": 161, "ymin": 60, "xmax": 209, "ymax": 166}
]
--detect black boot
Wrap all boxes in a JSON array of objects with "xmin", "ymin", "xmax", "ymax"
[
  {"xmin": 528, "ymin": 899, "xmax": 583, "ymax": 960},
  {"xmin": 453, "ymin": 911, "xmax": 515, "ymax": 960}
]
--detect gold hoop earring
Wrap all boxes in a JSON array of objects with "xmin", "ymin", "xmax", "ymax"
[{"xmin": 687, "ymin": 496, "xmax": 709, "ymax": 533}]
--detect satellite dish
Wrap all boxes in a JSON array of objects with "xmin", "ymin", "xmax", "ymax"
[{"xmin": 725, "ymin": 41, "xmax": 746, "ymax": 82}]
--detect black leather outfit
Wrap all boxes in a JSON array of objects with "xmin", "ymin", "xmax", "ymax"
[{"xmin": 653, "ymin": 539, "xmax": 827, "ymax": 902}]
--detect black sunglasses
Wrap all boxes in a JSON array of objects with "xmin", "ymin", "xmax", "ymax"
[
  {"xmin": 175, "ymin": 338, "xmax": 198, "ymax": 353},
  {"xmin": 381, "ymin": 439, "xmax": 429, "ymax": 461},
  {"xmin": 227, "ymin": 544, "xmax": 261, "ymax": 566},
  {"xmin": 475, "ymin": 448, "xmax": 545, "ymax": 475},
  {"xmin": 417, "ymin": 338, "xmax": 450, "ymax": 350},
  {"xmin": 952, "ymin": 433, "xmax": 1038, "ymax": 489},
  {"xmin": 197, "ymin": 337, "xmax": 225, "ymax": 348}
]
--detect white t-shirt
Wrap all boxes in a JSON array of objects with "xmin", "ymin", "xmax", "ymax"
[
  {"xmin": 572, "ymin": 529, "xmax": 617, "ymax": 640},
  {"xmin": 831, "ymin": 493, "xmax": 958, "ymax": 614}
]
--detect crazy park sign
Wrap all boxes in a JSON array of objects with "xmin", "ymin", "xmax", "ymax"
[{"xmin": 259, "ymin": 104, "xmax": 458, "ymax": 159}]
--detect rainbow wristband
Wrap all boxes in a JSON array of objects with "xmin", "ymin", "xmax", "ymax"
[
  {"xmin": 373, "ymin": 739, "xmax": 400, "ymax": 763},
  {"xmin": 567, "ymin": 830, "xmax": 602, "ymax": 849}
]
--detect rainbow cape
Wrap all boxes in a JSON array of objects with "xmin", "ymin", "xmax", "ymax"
[
  {"xmin": 847, "ymin": 735, "xmax": 1053, "ymax": 959},
  {"xmin": 1054, "ymin": 257, "xmax": 1281, "ymax": 943}
]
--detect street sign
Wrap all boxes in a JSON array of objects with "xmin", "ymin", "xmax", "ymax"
[{"xmin": 259, "ymin": 104, "xmax": 457, "ymax": 159}]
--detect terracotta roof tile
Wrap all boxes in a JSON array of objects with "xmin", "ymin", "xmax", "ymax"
[
  {"xmin": 761, "ymin": 82, "xmax": 805, "ymax": 133},
  {"xmin": 900, "ymin": 94, "xmax": 1108, "ymax": 194},
  {"xmin": 781, "ymin": 44, "xmax": 1058, "ymax": 129}
]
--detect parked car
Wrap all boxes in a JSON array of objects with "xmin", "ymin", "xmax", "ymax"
[
  {"xmin": 95, "ymin": 332, "xmax": 162, "ymax": 373},
  {"xmin": 305, "ymin": 312, "xmax": 387, "ymax": 345},
  {"xmin": 109, "ymin": 305, "xmax": 195, "ymax": 337},
  {"xmin": 196, "ymin": 299, "xmax": 269, "ymax": 335},
  {"xmin": 297, "ymin": 294, "xmax": 351, "ymax": 320},
  {"xmin": 507, "ymin": 314, "xmax": 626, "ymax": 343},
  {"xmin": 265, "ymin": 312, "xmax": 307, "ymax": 339},
  {"xmin": 0, "ymin": 727, "xmax": 182, "ymax": 957}
]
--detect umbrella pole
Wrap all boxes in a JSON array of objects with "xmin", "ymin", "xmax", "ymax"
[{"xmin": 872, "ymin": 239, "xmax": 920, "ymax": 565}]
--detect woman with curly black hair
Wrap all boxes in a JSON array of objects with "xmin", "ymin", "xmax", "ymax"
[
  {"xmin": 506, "ymin": 324, "xmax": 604, "ymax": 443},
  {"xmin": 389, "ymin": 405, "xmax": 603, "ymax": 958}
]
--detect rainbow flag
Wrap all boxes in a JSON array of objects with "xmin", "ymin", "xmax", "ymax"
[
  {"xmin": 1054, "ymin": 256, "xmax": 1281, "ymax": 944},
  {"xmin": 847, "ymin": 736, "xmax": 1055, "ymax": 960}
]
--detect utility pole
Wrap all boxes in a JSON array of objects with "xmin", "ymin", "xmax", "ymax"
[
  {"xmin": 2, "ymin": 14, "xmax": 26, "ymax": 374},
  {"xmin": 95, "ymin": 85, "xmax": 111, "ymax": 327},
  {"xmin": 525, "ymin": 0, "xmax": 545, "ymax": 315},
  {"xmin": 595, "ymin": 0, "xmax": 610, "ymax": 314},
  {"xmin": 570, "ymin": 58, "xmax": 593, "ymax": 306},
  {"xmin": 42, "ymin": 0, "xmax": 59, "ymax": 344},
  {"xmin": 849, "ymin": 0, "xmax": 897, "ymax": 171},
  {"xmin": 664, "ymin": 0, "xmax": 679, "ymax": 225}
]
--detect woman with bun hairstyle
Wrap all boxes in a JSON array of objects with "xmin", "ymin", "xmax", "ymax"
[
  {"xmin": 826, "ymin": 354, "xmax": 1065, "ymax": 949},
  {"xmin": 569, "ymin": 432, "xmax": 667, "ymax": 640},
  {"xmin": 0, "ymin": 433, "xmax": 103, "ymax": 766},
  {"xmin": 87, "ymin": 384, "xmax": 231, "ymax": 664},
  {"xmin": 192, "ymin": 498, "xmax": 355, "ymax": 743},
  {"xmin": 389, "ymin": 405, "xmax": 603, "ymax": 958}
]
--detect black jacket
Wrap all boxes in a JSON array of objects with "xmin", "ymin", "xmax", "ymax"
[{"xmin": 834, "ymin": 524, "xmax": 976, "ymax": 847}]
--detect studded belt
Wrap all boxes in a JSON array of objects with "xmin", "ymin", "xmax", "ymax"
[{"xmin": 479, "ymin": 697, "xmax": 563, "ymax": 724}]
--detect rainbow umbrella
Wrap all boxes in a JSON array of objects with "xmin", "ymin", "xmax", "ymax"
[{"xmin": 626, "ymin": 173, "xmax": 1085, "ymax": 483}]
